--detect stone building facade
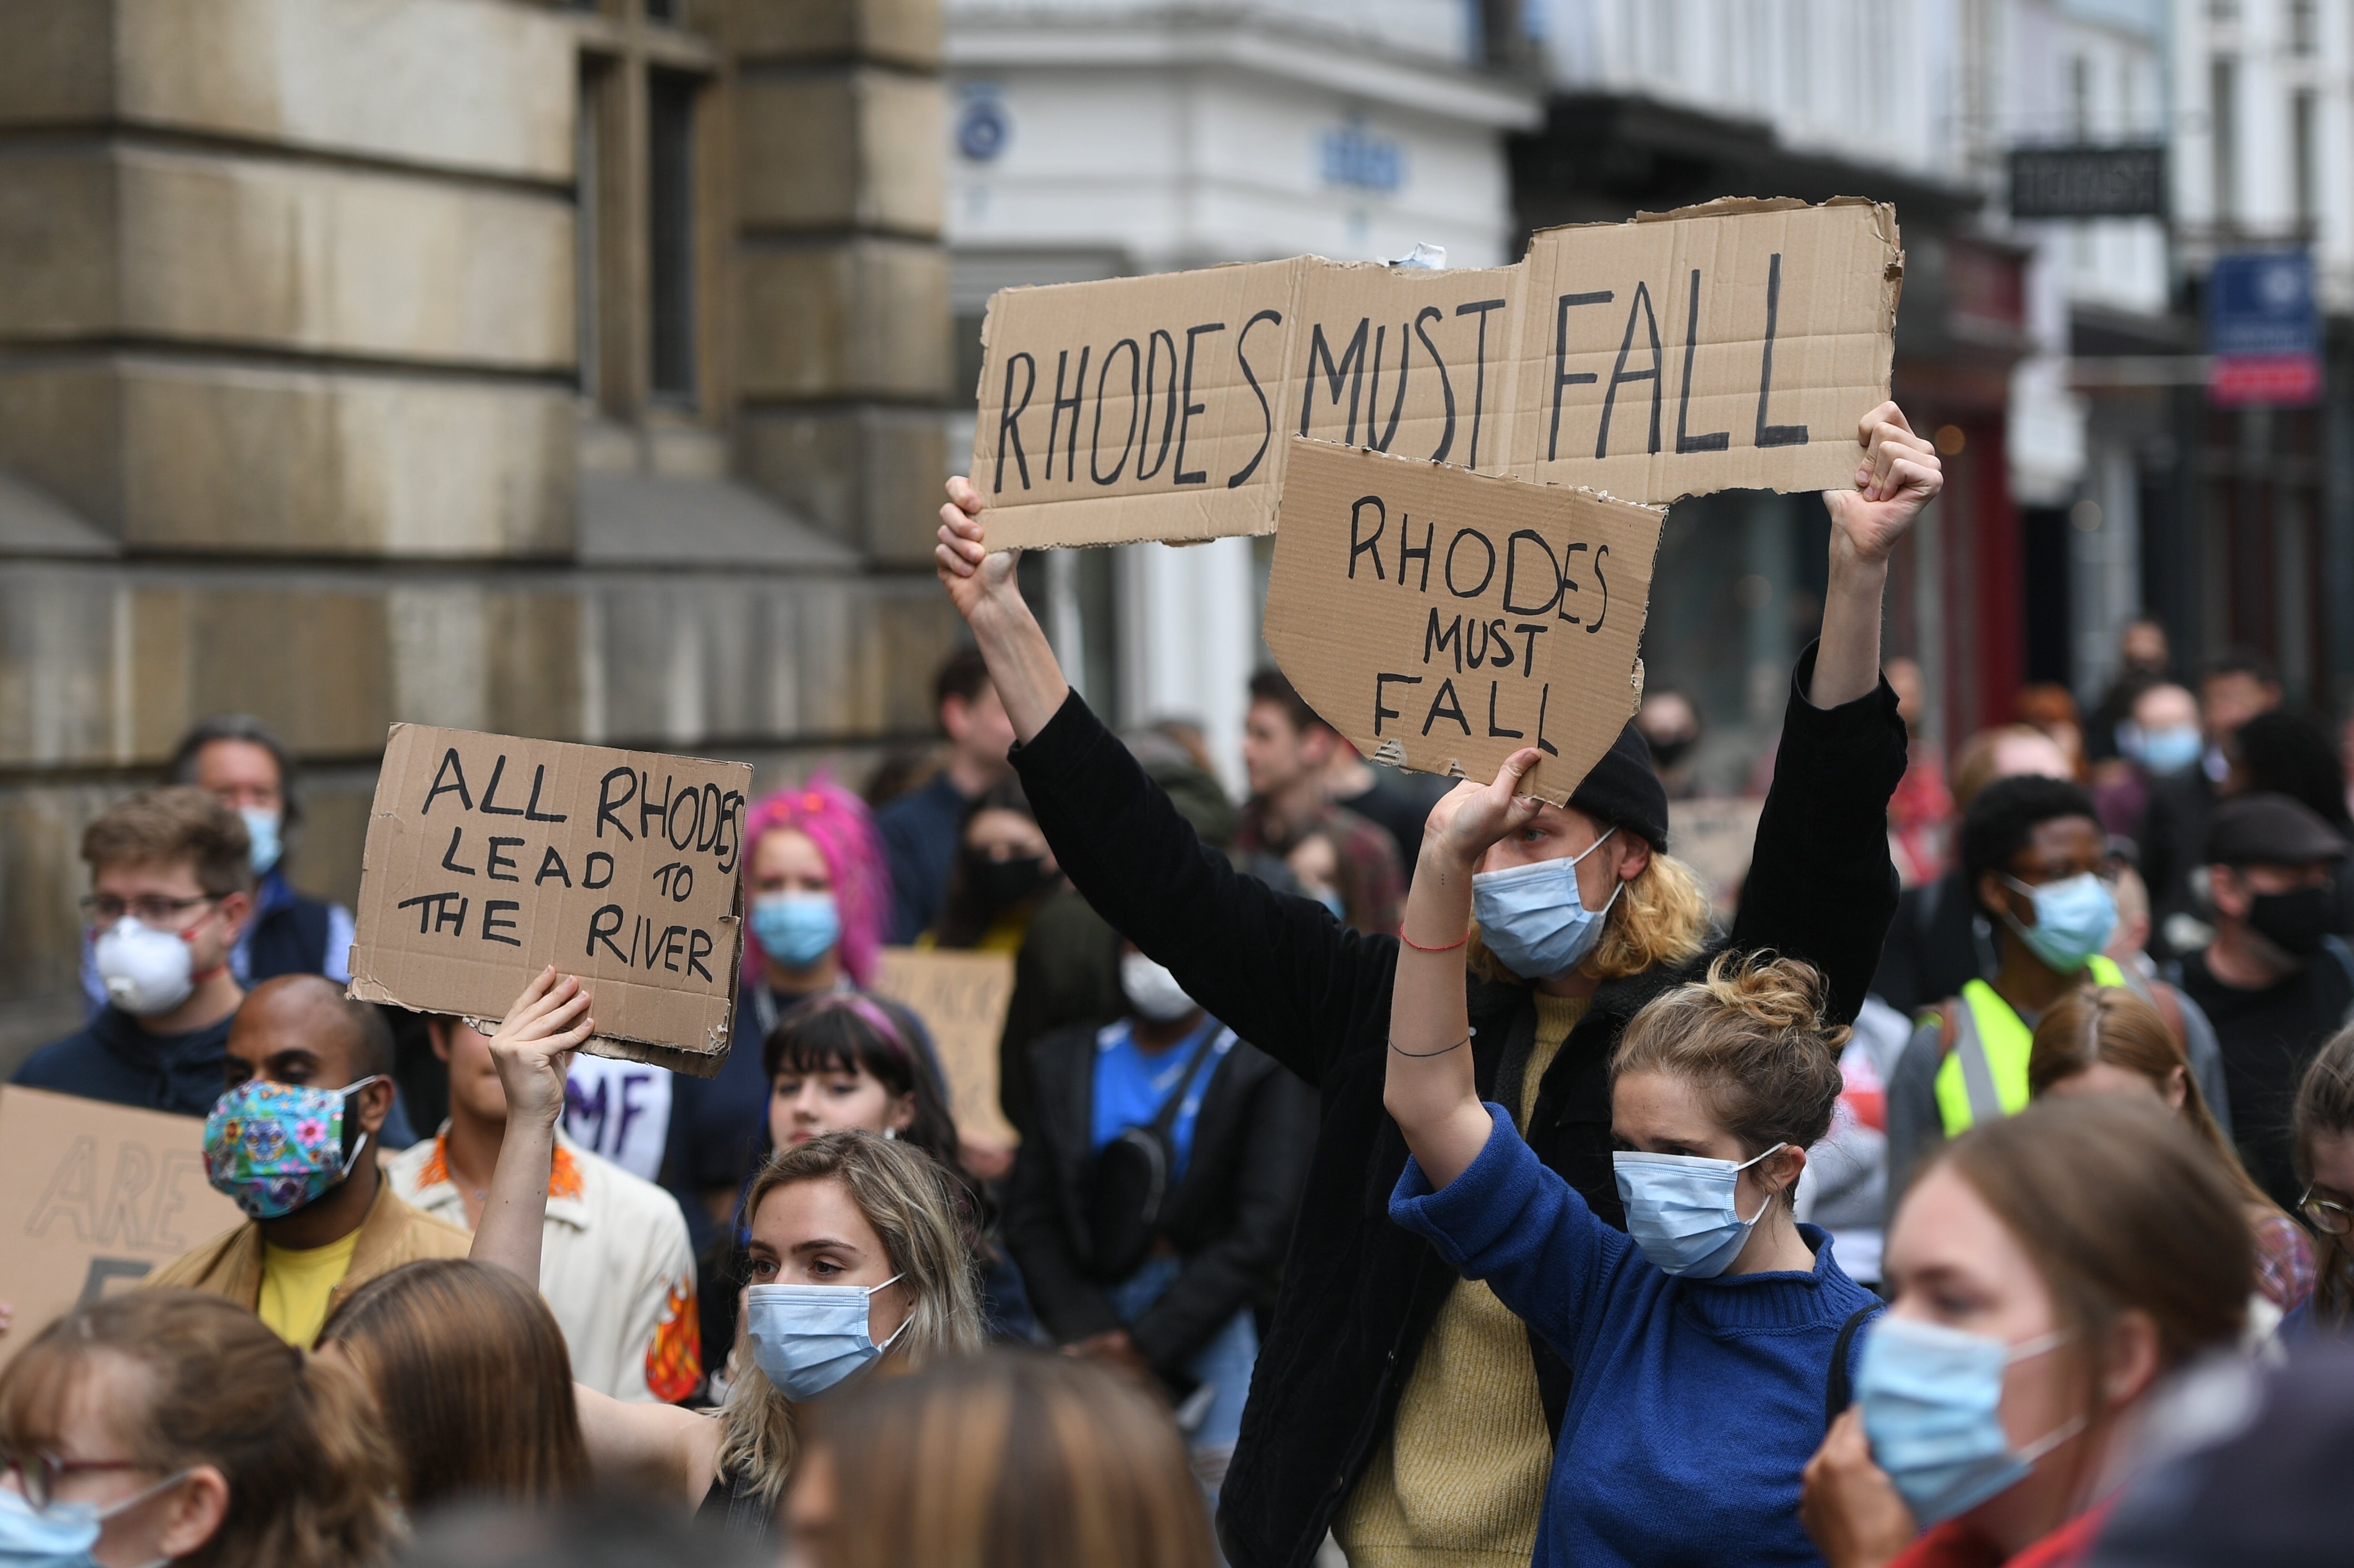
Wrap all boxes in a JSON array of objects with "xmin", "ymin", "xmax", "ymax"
[{"xmin": 0, "ymin": 0, "xmax": 959, "ymax": 1059}]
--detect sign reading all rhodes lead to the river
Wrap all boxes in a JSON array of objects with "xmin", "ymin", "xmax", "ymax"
[
  {"xmin": 348, "ymin": 726, "xmax": 751, "ymax": 1077},
  {"xmin": 1262, "ymin": 439, "xmax": 1665, "ymax": 807}
]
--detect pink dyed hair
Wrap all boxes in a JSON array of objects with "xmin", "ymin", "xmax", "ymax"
[{"xmin": 740, "ymin": 774, "xmax": 889, "ymax": 988}]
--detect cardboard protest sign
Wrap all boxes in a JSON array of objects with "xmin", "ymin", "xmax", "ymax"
[
  {"xmin": 972, "ymin": 197, "xmax": 1899, "ymax": 548},
  {"xmin": 0, "ymin": 1087, "xmax": 243, "ymax": 1369},
  {"xmin": 1262, "ymin": 438, "xmax": 1665, "ymax": 805},
  {"xmin": 871, "ymin": 947, "xmax": 1019, "ymax": 1148},
  {"xmin": 349, "ymin": 726, "xmax": 750, "ymax": 1077}
]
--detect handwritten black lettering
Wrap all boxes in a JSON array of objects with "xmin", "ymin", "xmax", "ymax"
[
  {"xmin": 534, "ymin": 846, "xmax": 573, "ymax": 888},
  {"xmin": 666, "ymin": 784, "xmax": 701, "ymax": 852},
  {"xmin": 1502, "ymin": 530, "xmax": 1564, "ymax": 616},
  {"xmin": 1424, "ymin": 608, "xmax": 1464, "ymax": 672},
  {"xmin": 1548, "ymin": 291, "xmax": 1611, "ymax": 461},
  {"xmin": 595, "ymin": 767, "xmax": 636, "ymax": 841},
  {"xmin": 397, "ymin": 892, "xmax": 468, "ymax": 936},
  {"xmin": 1454, "ymin": 298, "xmax": 1508, "ymax": 467},
  {"xmin": 687, "ymin": 929, "xmax": 715, "ymax": 982},
  {"xmin": 1558, "ymin": 541, "xmax": 1589, "ymax": 626},
  {"xmin": 422, "ymin": 748, "xmax": 473, "ymax": 814},
  {"xmin": 1046, "ymin": 345, "xmax": 1089, "ymax": 482},
  {"xmin": 713, "ymin": 791, "xmax": 745, "ymax": 875},
  {"xmin": 1348, "ymin": 495, "xmax": 1387, "ymax": 580},
  {"xmin": 1513, "ymin": 622, "xmax": 1548, "ymax": 672},
  {"xmin": 1416, "ymin": 306, "xmax": 1457, "ymax": 463},
  {"xmin": 586, "ymin": 904, "xmax": 626, "ymax": 962},
  {"xmin": 637, "ymin": 772, "xmax": 670, "ymax": 843},
  {"xmin": 1486, "ymin": 618, "xmax": 1514, "ymax": 670},
  {"xmin": 1422, "ymin": 678, "xmax": 1472, "ymax": 737},
  {"xmin": 478, "ymin": 754, "xmax": 524, "ymax": 816},
  {"xmin": 1136, "ymin": 328, "xmax": 1180, "ymax": 481},
  {"xmin": 486, "ymin": 837, "xmax": 523, "ymax": 881},
  {"xmin": 1375, "ymin": 673, "xmax": 1423, "ymax": 735},
  {"xmin": 1487, "ymin": 681, "xmax": 1525, "ymax": 738},
  {"xmin": 1588, "ymin": 544, "xmax": 1611, "ymax": 634},
  {"xmin": 1175, "ymin": 321, "xmax": 1224, "ymax": 486},
  {"xmin": 1536, "ymin": 684, "xmax": 1559, "ymax": 756},
  {"xmin": 1675, "ymin": 269, "xmax": 1730, "ymax": 453},
  {"xmin": 1444, "ymin": 529, "xmax": 1496, "ymax": 600},
  {"xmin": 440, "ymin": 826, "xmax": 477, "ymax": 876},
  {"xmin": 1398, "ymin": 512, "xmax": 1433, "ymax": 591},
  {"xmin": 1223, "ymin": 312, "xmax": 1277, "ymax": 488},
  {"xmin": 482, "ymin": 900, "xmax": 521, "ymax": 946},
  {"xmin": 1596, "ymin": 282, "xmax": 1664, "ymax": 458},
  {"xmin": 1298, "ymin": 318, "xmax": 1369, "ymax": 443},
  {"xmin": 522, "ymin": 764, "xmax": 567, "ymax": 822},
  {"xmin": 1090, "ymin": 336, "xmax": 1141, "ymax": 485},
  {"xmin": 994, "ymin": 351, "xmax": 1036, "ymax": 493},
  {"xmin": 1365, "ymin": 323, "xmax": 1411, "ymax": 452},
  {"xmin": 1756, "ymin": 253, "xmax": 1808, "ymax": 447},
  {"xmin": 583, "ymin": 851, "xmax": 615, "ymax": 890}
]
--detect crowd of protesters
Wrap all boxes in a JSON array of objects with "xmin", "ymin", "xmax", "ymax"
[{"xmin": 4, "ymin": 398, "xmax": 2353, "ymax": 1568}]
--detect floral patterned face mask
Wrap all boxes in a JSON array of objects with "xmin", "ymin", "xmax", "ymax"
[{"xmin": 202, "ymin": 1076, "xmax": 383, "ymax": 1220}]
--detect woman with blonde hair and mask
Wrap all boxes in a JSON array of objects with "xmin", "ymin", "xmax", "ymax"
[
  {"xmin": 470, "ymin": 967, "xmax": 985, "ymax": 1546},
  {"xmin": 2027, "ymin": 986, "xmax": 2312, "ymax": 1316},
  {"xmin": 932, "ymin": 405, "xmax": 1940, "ymax": 1564},
  {"xmin": 1801, "ymin": 1096, "xmax": 2250, "ymax": 1568}
]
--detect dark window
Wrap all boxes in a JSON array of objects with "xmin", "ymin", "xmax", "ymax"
[
  {"xmin": 575, "ymin": 58, "xmax": 605, "ymax": 398},
  {"xmin": 2210, "ymin": 56, "xmax": 2237, "ymax": 225},
  {"xmin": 648, "ymin": 69, "xmax": 697, "ymax": 402},
  {"xmin": 645, "ymin": 0, "xmax": 676, "ymax": 19}
]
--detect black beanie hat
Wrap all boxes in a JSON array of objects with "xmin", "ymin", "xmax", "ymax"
[{"xmin": 1568, "ymin": 720, "xmax": 1670, "ymax": 850}]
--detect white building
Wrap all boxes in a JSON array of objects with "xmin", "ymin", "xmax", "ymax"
[{"xmin": 944, "ymin": 0, "xmax": 1541, "ymax": 789}]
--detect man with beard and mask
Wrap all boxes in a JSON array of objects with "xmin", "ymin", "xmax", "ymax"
[
  {"xmin": 2175, "ymin": 793, "xmax": 2354, "ymax": 1211},
  {"xmin": 149, "ymin": 974, "xmax": 469, "ymax": 1347},
  {"xmin": 1884, "ymin": 775, "xmax": 2225, "ymax": 1198},
  {"xmin": 934, "ymin": 401, "xmax": 1937, "ymax": 1568},
  {"xmin": 1002, "ymin": 941, "xmax": 1315, "ymax": 1500}
]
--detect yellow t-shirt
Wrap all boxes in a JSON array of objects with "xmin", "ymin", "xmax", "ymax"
[
  {"xmin": 256, "ymin": 1230, "xmax": 362, "ymax": 1349},
  {"xmin": 1335, "ymin": 991, "xmax": 1589, "ymax": 1568}
]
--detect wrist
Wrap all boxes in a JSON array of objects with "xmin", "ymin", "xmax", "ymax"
[{"xmin": 1826, "ymin": 535, "xmax": 1892, "ymax": 586}]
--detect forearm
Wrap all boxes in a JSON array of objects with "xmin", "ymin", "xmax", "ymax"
[
  {"xmin": 1808, "ymin": 544, "xmax": 1887, "ymax": 710},
  {"xmin": 470, "ymin": 1120, "xmax": 553, "ymax": 1286},
  {"xmin": 966, "ymin": 580, "xmax": 1070, "ymax": 746},
  {"xmin": 1383, "ymin": 845, "xmax": 1489, "ymax": 1186}
]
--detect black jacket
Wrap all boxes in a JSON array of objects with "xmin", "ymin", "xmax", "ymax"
[
  {"xmin": 1004, "ymin": 1021, "xmax": 1316, "ymax": 1377},
  {"xmin": 1008, "ymin": 643, "xmax": 1906, "ymax": 1568}
]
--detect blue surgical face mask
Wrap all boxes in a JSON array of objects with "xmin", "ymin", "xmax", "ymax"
[
  {"xmin": 2123, "ymin": 722, "xmax": 2202, "ymax": 776},
  {"xmin": 240, "ymin": 806, "xmax": 282, "ymax": 875},
  {"xmin": 1612, "ymin": 1142, "xmax": 1789, "ymax": 1278},
  {"xmin": 1471, "ymin": 828, "xmax": 1624, "ymax": 981},
  {"xmin": 1998, "ymin": 872, "xmax": 2117, "ymax": 975},
  {"xmin": 751, "ymin": 892, "xmax": 840, "ymax": 969},
  {"xmin": 1856, "ymin": 1316, "xmax": 2081, "ymax": 1526},
  {"xmin": 743, "ymin": 1274, "xmax": 908, "ymax": 1401},
  {"xmin": 0, "ymin": 1469, "xmax": 187, "ymax": 1568}
]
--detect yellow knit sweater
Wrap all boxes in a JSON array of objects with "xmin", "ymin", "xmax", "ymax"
[{"xmin": 1333, "ymin": 992, "xmax": 1590, "ymax": 1568}]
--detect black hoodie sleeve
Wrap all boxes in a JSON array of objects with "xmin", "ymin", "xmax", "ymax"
[{"xmin": 1011, "ymin": 692, "xmax": 1399, "ymax": 1089}]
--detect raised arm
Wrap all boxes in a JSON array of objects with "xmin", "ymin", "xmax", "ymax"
[
  {"xmin": 1809, "ymin": 404, "xmax": 1940, "ymax": 709},
  {"xmin": 1384, "ymin": 749, "xmax": 1545, "ymax": 1188},
  {"xmin": 935, "ymin": 476, "xmax": 1069, "ymax": 743},
  {"xmin": 471, "ymin": 966, "xmax": 594, "ymax": 1286}
]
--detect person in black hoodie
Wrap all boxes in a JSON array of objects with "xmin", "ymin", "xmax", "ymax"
[
  {"xmin": 1004, "ymin": 941, "xmax": 1315, "ymax": 1495},
  {"xmin": 932, "ymin": 402, "xmax": 1936, "ymax": 1568}
]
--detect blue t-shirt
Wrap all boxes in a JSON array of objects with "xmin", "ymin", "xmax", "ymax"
[
  {"xmin": 1088, "ymin": 1017, "xmax": 1231, "ymax": 1180},
  {"xmin": 1391, "ymin": 1103, "xmax": 1880, "ymax": 1568}
]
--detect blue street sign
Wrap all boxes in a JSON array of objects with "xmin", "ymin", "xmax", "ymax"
[{"xmin": 2208, "ymin": 251, "xmax": 2317, "ymax": 356}]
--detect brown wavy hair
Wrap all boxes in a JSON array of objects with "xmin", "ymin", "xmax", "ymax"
[
  {"xmin": 1612, "ymin": 952, "xmax": 1849, "ymax": 1205},
  {"xmin": 0, "ymin": 1290, "xmax": 396, "ymax": 1568},
  {"xmin": 2294, "ymin": 1025, "xmax": 2354, "ymax": 1325},
  {"xmin": 2028, "ymin": 987, "xmax": 2281, "ymax": 1218},
  {"xmin": 317, "ymin": 1259, "xmax": 587, "ymax": 1513},
  {"xmin": 717, "ymin": 1131, "xmax": 986, "ymax": 1507},
  {"xmin": 799, "ymin": 1349, "xmax": 1216, "ymax": 1568},
  {"xmin": 1470, "ymin": 849, "xmax": 1711, "ymax": 984}
]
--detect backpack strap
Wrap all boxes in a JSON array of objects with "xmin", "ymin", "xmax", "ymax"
[
  {"xmin": 1825, "ymin": 1304, "xmax": 1883, "ymax": 1426},
  {"xmin": 1147, "ymin": 1024, "xmax": 1227, "ymax": 1139}
]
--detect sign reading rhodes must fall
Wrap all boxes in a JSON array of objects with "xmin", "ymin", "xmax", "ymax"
[
  {"xmin": 969, "ymin": 197, "xmax": 1901, "ymax": 548},
  {"xmin": 1264, "ymin": 439, "xmax": 1666, "ymax": 806},
  {"xmin": 349, "ymin": 726, "xmax": 752, "ymax": 1077}
]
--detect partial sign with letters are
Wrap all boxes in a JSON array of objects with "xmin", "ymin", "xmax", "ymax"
[
  {"xmin": 349, "ymin": 726, "xmax": 751, "ymax": 1077},
  {"xmin": 1262, "ymin": 439, "xmax": 1665, "ymax": 805},
  {"xmin": 970, "ymin": 197, "xmax": 1901, "ymax": 548},
  {"xmin": 0, "ymin": 1087, "xmax": 243, "ymax": 1369}
]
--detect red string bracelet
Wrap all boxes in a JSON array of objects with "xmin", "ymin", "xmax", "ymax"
[{"xmin": 1399, "ymin": 929, "xmax": 1471, "ymax": 953}]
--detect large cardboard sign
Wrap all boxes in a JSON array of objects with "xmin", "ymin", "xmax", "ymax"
[
  {"xmin": 972, "ymin": 197, "xmax": 1900, "ymax": 548},
  {"xmin": 349, "ymin": 726, "xmax": 750, "ymax": 1077},
  {"xmin": 870, "ymin": 948, "xmax": 1019, "ymax": 1149},
  {"xmin": 1262, "ymin": 439, "xmax": 1665, "ymax": 805},
  {"xmin": 0, "ymin": 1087, "xmax": 243, "ymax": 1369}
]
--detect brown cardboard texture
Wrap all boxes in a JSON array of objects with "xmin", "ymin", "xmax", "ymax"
[
  {"xmin": 870, "ymin": 947, "xmax": 1019, "ymax": 1149},
  {"xmin": 1262, "ymin": 438, "xmax": 1664, "ymax": 806},
  {"xmin": 348, "ymin": 726, "xmax": 750, "ymax": 1077},
  {"xmin": 0, "ymin": 1086, "xmax": 244, "ymax": 1369},
  {"xmin": 971, "ymin": 198, "xmax": 1896, "ymax": 549}
]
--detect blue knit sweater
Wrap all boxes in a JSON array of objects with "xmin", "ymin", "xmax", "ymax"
[{"xmin": 1390, "ymin": 1103, "xmax": 1880, "ymax": 1568}]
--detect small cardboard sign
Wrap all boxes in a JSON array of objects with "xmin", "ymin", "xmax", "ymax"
[
  {"xmin": 0, "ymin": 1087, "xmax": 244, "ymax": 1369},
  {"xmin": 972, "ymin": 197, "xmax": 1900, "ymax": 548},
  {"xmin": 1669, "ymin": 796, "xmax": 1768, "ymax": 921},
  {"xmin": 1262, "ymin": 439, "xmax": 1665, "ymax": 804},
  {"xmin": 348, "ymin": 725, "xmax": 750, "ymax": 1077},
  {"xmin": 870, "ymin": 947, "xmax": 1019, "ymax": 1149}
]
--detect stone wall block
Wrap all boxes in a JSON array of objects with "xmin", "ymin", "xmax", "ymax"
[
  {"xmin": 0, "ymin": 147, "xmax": 575, "ymax": 366},
  {"xmin": 737, "ymin": 406, "xmax": 944, "ymax": 563},
  {"xmin": 0, "ymin": 0, "xmax": 577, "ymax": 183},
  {"xmin": 736, "ymin": 239, "xmax": 949, "ymax": 400},
  {"xmin": 726, "ymin": 0, "xmax": 941, "ymax": 71},
  {"xmin": 0, "ymin": 366, "xmax": 125, "ymax": 539},
  {"xmin": 737, "ymin": 69, "xmax": 942, "ymax": 235}
]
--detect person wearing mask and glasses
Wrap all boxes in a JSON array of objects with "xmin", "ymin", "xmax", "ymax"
[
  {"xmin": 2285, "ymin": 1025, "xmax": 2354, "ymax": 1336},
  {"xmin": 1883, "ymin": 777, "xmax": 2222, "ymax": 1200}
]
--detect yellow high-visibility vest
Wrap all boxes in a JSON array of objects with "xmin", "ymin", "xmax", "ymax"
[{"xmin": 1932, "ymin": 954, "xmax": 2130, "ymax": 1137}]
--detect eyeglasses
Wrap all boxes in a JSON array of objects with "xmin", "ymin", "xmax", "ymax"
[
  {"xmin": 2, "ymin": 1451, "xmax": 151, "ymax": 1512},
  {"xmin": 78, "ymin": 893, "xmax": 218, "ymax": 928},
  {"xmin": 2300, "ymin": 1187, "xmax": 2353, "ymax": 1237}
]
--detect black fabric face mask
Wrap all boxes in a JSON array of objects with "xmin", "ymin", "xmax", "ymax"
[
  {"xmin": 969, "ymin": 851, "xmax": 1051, "ymax": 914},
  {"xmin": 2248, "ymin": 883, "xmax": 2338, "ymax": 958},
  {"xmin": 1645, "ymin": 733, "xmax": 1697, "ymax": 770}
]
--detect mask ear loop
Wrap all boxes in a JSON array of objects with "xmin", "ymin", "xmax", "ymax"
[
  {"xmin": 1729, "ymin": 1142, "xmax": 1792, "ymax": 1226},
  {"xmin": 334, "ymin": 1075, "xmax": 386, "ymax": 1179}
]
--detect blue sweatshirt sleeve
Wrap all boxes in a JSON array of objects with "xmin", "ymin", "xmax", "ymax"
[{"xmin": 1389, "ymin": 1102, "xmax": 1640, "ymax": 1357}]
